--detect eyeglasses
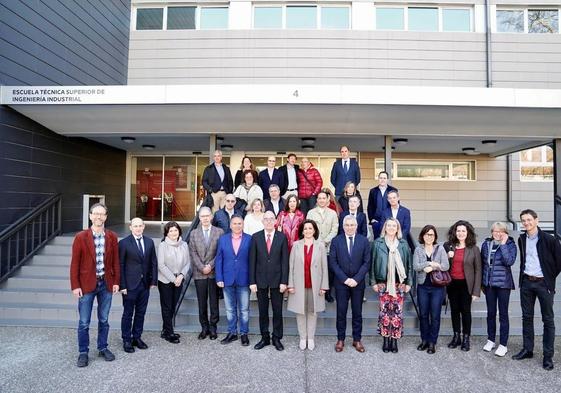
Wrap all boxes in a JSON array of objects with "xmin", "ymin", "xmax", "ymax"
[
  {"xmin": 91, "ymin": 212, "xmax": 107, "ymax": 216},
  {"xmin": 226, "ymin": 199, "xmax": 236, "ymax": 203},
  {"xmin": 424, "ymin": 233, "xmax": 435, "ymax": 237}
]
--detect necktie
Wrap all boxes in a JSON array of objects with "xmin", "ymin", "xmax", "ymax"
[
  {"xmin": 266, "ymin": 234, "xmax": 272, "ymax": 253},
  {"xmin": 204, "ymin": 229, "xmax": 210, "ymax": 246},
  {"xmin": 136, "ymin": 237, "xmax": 144, "ymax": 256},
  {"xmin": 348, "ymin": 236, "xmax": 354, "ymax": 256},
  {"xmin": 344, "ymin": 160, "xmax": 348, "ymax": 173}
]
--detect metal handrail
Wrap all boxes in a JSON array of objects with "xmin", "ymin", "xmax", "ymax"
[{"xmin": 0, "ymin": 194, "xmax": 62, "ymax": 283}]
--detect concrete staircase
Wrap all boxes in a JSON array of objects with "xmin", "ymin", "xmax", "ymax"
[{"xmin": 0, "ymin": 235, "xmax": 558, "ymax": 336}]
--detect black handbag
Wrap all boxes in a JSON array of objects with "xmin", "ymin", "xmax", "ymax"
[{"xmin": 430, "ymin": 270, "xmax": 452, "ymax": 287}]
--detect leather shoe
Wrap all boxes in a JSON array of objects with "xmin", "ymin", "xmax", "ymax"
[
  {"xmin": 132, "ymin": 338, "xmax": 148, "ymax": 349},
  {"xmin": 390, "ymin": 338, "xmax": 398, "ymax": 353},
  {"xmin": 241, "ymin": 334, "xmax": 250, "ymax": 346},
  {"xmin": 335, "ymin": 340, "xmax": 344, "ymax": 352},
  {"xmin": 543, "ymin": 358, "xmax": 554, "ymax": 370},
  {"xmin": 352, "ymin": 341, "xmax": 365, "ymax": 353},
  {"xmin": 76, "ymin": 353, "xmax": 88, "ymax": 367},
  {"xmin": 123, "ymin": 341, "xmax": 135, "ymax": 353},
  {"xmin": 220, "ymin": 333, "xmax": 238, "ymax": 345},
  {"xmin": 382, "ymin": 337, "xmax": 390, "ymax": 353},
  {"xmin": 272, "ymin": 337, "xmax": 284, "ymax": 351},
  {"xmin": 163, "ymin": 334, "xmax": 180, "ymax": 344},
  {"xmin": 417, "ymin": 341, "xmax": 429, "ymax": 351},
  {"xmin": 254, "ymin": 337, "xmax": 271, "ymax": 350},
  {"xmin": 161, "ymin": 330, "xmax": 180, "ymax": 339},
  {"xmin": 512, "ymin": 349, "xmax": 533, "ymax": 360},
  {"xmin": 209, "ymin": 329, "xmax": 218, "ymax": 340},
  {"xmin": 198, "ymin": 330, "xmax": 209, "ymax": 340},
  {"xmin": 98, "ymin": 348, "xmax": 115, "ymax": 361},
  {"xmin": 427, "ymin": 343, "xmax": 436, "ymax": 354}
]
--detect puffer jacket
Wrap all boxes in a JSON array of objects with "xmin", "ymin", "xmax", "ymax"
[
  {"xmin": 297, "ymin": 164, "xmax": 323, "ymax": 199},
  {"xmin": 481, "ymin": 237, "xmax": 517, "ymax": 289}
]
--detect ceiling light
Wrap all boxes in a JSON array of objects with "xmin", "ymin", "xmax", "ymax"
[
  {"xmin": 393, "ymin": 138, "xmax": 408, "ymax": 145},
  {"xmin": 302, "ymin": 145, "xmax": 315, "ymax": 152},
  {"xmin": 462, "ymin": 147, "xmax": 480, "ymax": 155},
  {"xmin": 221, "ymin": 144, "xmax": 233, "ymax": 151},
  {"xmin": 482, "ymin": 140, "xmax": 497, "ymax": 145},
  {"xmin": 192, "ymin": 151, "xmax": 202, "ymax": 155},
  {"xmin": 142, "ymin": 144, "xmax": 155, "ymax": 150},
  {"xmin": 276, "ymin": 151, "xmax": 286, "ymax": 155},
  {"xmin": 121, "ymin": 137, "xmax": 136, "ymax": 143},
  {"xmin": 301, "ymin": 138, "xmax": 316, "ymax": 144}
]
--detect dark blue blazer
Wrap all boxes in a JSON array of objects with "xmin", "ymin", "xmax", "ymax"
[
  {"xmin": 338, "ymin": 211, "xmax": 368, "ymax": 237},
  {"xmin": 264, "ymin": 198, "xmax": 285, "ymax": 217},
  {"xmin": 212, "ymin": 207, "xmax": 243, "ymax": 234},
  {"xmin": 118, "ymin": 234, "xmax": 158, "ymax": 291},
  {"xmin": 202, "ymin": 163, "xmax": 233, "ymax": 194},
  {"xmin": 380, "ymin": 205, "xmax": 411, "ymax": 240},
  {"xmin": 328, "ymin": 233, "xmax": 371, "ymax": 288},
  {"xmin": 367, "ymin": 185, "xmax": 398, "ymax": 224},
  {"xmin": 330, "ymin": 158, "xmax": 361, "ymax": 196},
  {"xmin": 258, "ymin": 168, "xmax": 284, "ymax": 200},
  {"xmin": 215, "ymin": 232, "xmax": 252, "ymax": 287}
]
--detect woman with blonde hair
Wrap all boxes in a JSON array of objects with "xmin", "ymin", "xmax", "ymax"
[
  {"xmin": 371, "ymin": 217, "xmax": 412, "ymax": 353},
  {"xmin": 243, "ymin": 198, "xmax": 265, "ymax": 235}
]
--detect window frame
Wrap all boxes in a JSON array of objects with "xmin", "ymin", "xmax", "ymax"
[
  {"xmin": 252, "ymin": 3, "xmax": 352, "ymax": 30},
  {"xmin": 132, "ymin": 4, "xmax": 230, "ymax": 31},
  {"xmin": 374, "ymin": 5, "xmax": 473, "ymax": 32},
  {"xmin": 519, "ymin": 146, "xmax": 554, "ymax": 182},
  {"xmin": 375, "ymin": 159, "xmax": 477, "ymax": 181},
  {"xmin": 495, "ymin": 6, "xmax": 561, "ymax": 34}
]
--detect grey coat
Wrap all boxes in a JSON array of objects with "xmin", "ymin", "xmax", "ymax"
[
  {"xmin": 157, "ymin": 238, "xmax": 190, "ymax": 284},
  {"xmin": 287, "ymin": 239, "xmax": 329, "ymax": 315},
  {"xmin": 188, "ymin": 225, "xmax": 224, "ymax": 280},
  {"xmin": 413, "ymin": 244, "xmax": 450, "ymax": 285}
]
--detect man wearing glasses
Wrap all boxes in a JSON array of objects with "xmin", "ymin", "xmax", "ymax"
[
  {"xmin": 213, "ymin": 194, "xmax": 244, "ymax": 233},
  {"xmin": 70, "ymin": 203, "xmax": 120, "ymax": 367},
  {"xmin": 258, "ymin": 156, "xmax": 284, "ymax": 201}
]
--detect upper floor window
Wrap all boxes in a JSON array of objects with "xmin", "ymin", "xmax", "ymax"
[
  {"xmin": 133, "ymin": 6, "xmax": 229, "ymax": 30},
  {"xmin": 286, "ymin": 5, "xmax": 317, "ymax": 28},
  {"xmin": 520, "ymin": 146, "xmax": 553, "ymax": 181},
  {"xmin": 375, "ymin": 159, "xmax": 476, "ymax": 181},
  {"xmin": 253, "ymin": 4, "xmax": 351, "ymax": 29},
  {"xmin": 443, "ymin": 8, "xmax": 471, "ymax": 32},
  {"xmin": 167, "ymin": 7, "xmax": 196, "ymax": 30},
  {"xmin": 254, "ymin": 6, "xmax": 283, "ymax": 28},
  {"xmin": 376, "ymin": 7, "xmax": 404, "ymax": 30},
  {"xmin": 136, "ymin": 8, "xmax": 164, "ymax": 30},
  {"xmin": 321, "ymin": 6, "xmax": 350, "ymax": 29},
  {"xmin": 200, "ymin": 7, "xmax": 229, "ymax": 29},
  {"xmin": 409, "ymin": 7, "xmax": 438, "ymax": 31},
  {"xmin": 497, "ymin": 8, "xmax": 559, "ymax": 33},
  {"xmin": 375, "ymin": 6, "xmax": 472, "ymax": 32}
]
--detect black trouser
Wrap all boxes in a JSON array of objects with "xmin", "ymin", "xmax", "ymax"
[
  {"xmin": 158, "ymin": 281, "xmax": 182, "ymax": 335},
  {"xmin": 257, "ymin": 287, "xmax": 284, "ymax": 339},
  {"xmin": 194, "ymin": 277, "xmax": 219, "ymax": 332},
  {"xmin": 447, "ymin": 279, "xmax": 472, "ymax": 335},
  {"xmin": 299, "ymin": 196, "xmax": 316, "ymax": 216},
  {"xmin": 520, "ymin": 275, "xmax": 555, "ymax": 358},
  {"xmin": 335, "ymin": 283, "xmax": 365, "ymax": 341},
  {"xmin": 121, "ymin": 283, "xmax": 150, "ymax": 342}
]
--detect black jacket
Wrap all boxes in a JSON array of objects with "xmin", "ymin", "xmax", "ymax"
[
  {"xmin": 249, "ymin": 230, "xmax": 289, "ymax": 289},
  {"xmin": 278, "ymin": 164, "xmax": 300, "ymax": 195},
  {"xmin": 202, "ymin": 163, "xmax": 233, "ymax": 194},
  {"xmin": 518, "ymin": 228, "xmax": 561, "ymax": 292},
  {"xmin": 118, "ymin": 234, "xmax": 158, "ymax": 291}
]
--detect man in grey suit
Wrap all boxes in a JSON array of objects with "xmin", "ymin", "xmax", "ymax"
[{"xmin": 188, "ymin": 207, "xmax": 224, "ymax": 340}]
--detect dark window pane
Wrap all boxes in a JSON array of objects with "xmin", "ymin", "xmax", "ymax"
[
  {"xmin": 168, "ymin": 7, "xmax": 196, "ymax": 30},
  {"xmin": 136, "ymin": 8, "xmax": 163, "ymax": 30}
]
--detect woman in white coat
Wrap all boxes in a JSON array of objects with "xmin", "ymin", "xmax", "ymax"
[{"xmin": 287, "ymin": 219, "xmax": 329, "ymax": 351}]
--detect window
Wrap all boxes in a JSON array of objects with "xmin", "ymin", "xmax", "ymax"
[
  {"xmin": 376, "ymin": 8, "xmax": 404, "ymax": 30},
  {"xmin": 375, "ymin": 159, "xmax": 476, "ymax": 181},
  {"xmin": 136, "ymin": 8, "xmax": 163, "ymax": 30},
  {"xmin": 286, "ymin": 6, "xmax": 317, "ymax": 29},
  {"xmin": 442, "ymin": 9, "xmax": 471, "ymax": 32},
  {"xmin": 200, "ymin": 7, "xmax": 229, "ymax": 29},
  {"xmin": 321, "ymin": 7, "xmax": 349, "ymax": 29},
  {"xmin": 528, "ymin": 9, "xmax": 559, "ymax": 33},
  {"xmin": 408, "ymin": 7, "xmax": 438, "ymax": 32},
  {"xmin": 254, "ymin": 6, "xmax": 282, "ymax": 28},
  {"xmin": 167, "ymin": 7, "xmax": 196, "ymax": 30},
  {"xmin": 497, "ymin": 10, "xmax": 525, "ymax": 32},
  {"xmin": 520, "ymin": 146, "xmax": 553, "ymax": 181}
]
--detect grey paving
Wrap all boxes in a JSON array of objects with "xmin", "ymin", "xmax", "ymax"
[{"xmin": 0, "ymin": 327, "xmax": 559, "ymax": 393}]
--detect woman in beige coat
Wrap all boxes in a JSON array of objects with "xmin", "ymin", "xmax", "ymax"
[{"xmin": 287, "ymin": 219, "xmax": 329, "ymax": 351}]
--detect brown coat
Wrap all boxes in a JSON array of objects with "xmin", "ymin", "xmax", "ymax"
[
  {"xmin": 444, "ymin": 242, "xmax": 482, "ymax": 296},
  {"xmin": 287, "ymin": 239, "xmax": 329, "ymax": 315},
  {"xmin": 70, "ymin": 229, "xmax": 120, "ymax": 294}
]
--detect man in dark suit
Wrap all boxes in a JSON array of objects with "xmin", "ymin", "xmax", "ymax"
[
  {"xmin": 367, "ymin": 171, "xmax": 397, "ymax": 239},
  {"xmin": 249, "ymin": 210, "xmax": 289, "ymax": 351},
  {"xmin": 70, "ymin": 203, "xmax": 120, "ymax": 367},
  {"xmin": 188, "ymin": 207, "xmax": 224, "ymax": 340},
  {"xmin": 263, "ymin": 184, "xmax": 285, "ymax": 217},
  {"xmin": 330, "ymin": 145, "xmax": 361, "ymax": 197},
  {"xmin": 119, "ymin": 217, "xmax": 158, "ymax": 353},
  {"xmin": 278, "ymin": 153, "xmax": 300, "ymax": 198},
  {"xmin": 380, "ymin": 190, "xmax": 413, "ymax": 249},
  {"xmin": 258, "ymin": 156, "xmax": 284, "ymax": 200},
  {"xmin": 513, "ymin": 209, "xmax": 561, "ymax": 370},
  {"xmin": 338, "ymin": 195, "xmax": 368, "ymax": 237},
  {"xmin": 202, "ymin": 150, "xmax": 234, "ymax": 213},
  {"xmin": 329, "ymin": 215, "xmax": 371, "ymax": 353},
  {"xmin": 213, "ymin": 194, "xmax": 243, "ymax": 233}
]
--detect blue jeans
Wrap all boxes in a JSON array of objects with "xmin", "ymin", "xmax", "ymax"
[
  {"xmin": 417, "ymin": 284, "xmax": 445, "ymax": 344},
  {"xmin": 223, "ymin": 285, "xmax": 250, "ymax": 335},
  {"xmin": 485, "ymin": 286, "xmax": 511, "ymax": 346},
  {"xmin": 77, "ymin": 280, "xmax": 113, "ymax": 354}
]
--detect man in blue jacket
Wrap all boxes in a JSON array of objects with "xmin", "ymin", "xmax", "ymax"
[
  {"xmin": 367, "ymin": 171, "xmax": 397, "ymax": 239},
  {"xmin": 512, "ymin": 209, "xmax": 561, "ymax": 370},
  {"xmin": 213, "ymin": 194, "xmax": 243, "ymax": 233},
  {"xmin": 329, "ymin": 215, "xmax": 371, "ymax": 353},
  {"xmin": 215, "ymin": 215, "xmax": 252, "ymax": 346},
  {"xmin": 380, "ymin": 190, "xmax": 413, "ymax": 250},
  {"xmin": 330, "ymin": 146, "xmax": 361, "ymax": 197}
]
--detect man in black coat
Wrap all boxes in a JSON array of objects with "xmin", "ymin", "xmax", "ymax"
[
  {"xmin": 202, "ymin": 150, "xmax": 234, "ymax": 212},
  {"xmin": 513, "ymin": 209, "xmax": 561, "ymax": 370},
  {"xmin": 249, "ymin": 210, "xmax": 289, "ymax": 351},
  {"xmin": 119, "ymin": 217, "xmax": 158, "ymax": 353},
  {"xmin": 278, "ymin": 153, "xmax": 300, "ymax": 198}
]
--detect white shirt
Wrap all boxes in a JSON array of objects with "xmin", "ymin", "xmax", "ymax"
[
  {"xmin": 287, "ymin": 165, "xmax": 297, "ymax": 189},
  {"xmin": 268, "ymin": 168, "xmax": 274, "ymax": 179},
  {"xmin": 243, "ymin": 214, "xmax": 264, "ymax": 235},
  {"xmin": 391, "ymin": 207, "xmax": 399, "ymax": 219},
  {"xmin": 379, "ymin": 185, "xmax": 387, "ymax": 196},
  {"xmin": 225, "ymin": 208, "xmax": 234, "ymax": 218},
  {"xmin": 271, "ymin": 199, "xmax": 280, "ymax": 215}
]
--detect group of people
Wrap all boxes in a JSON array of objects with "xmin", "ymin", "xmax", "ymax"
[{"xmin": 69, "ymin": 146, "xmax": 561, "ymax": 372}]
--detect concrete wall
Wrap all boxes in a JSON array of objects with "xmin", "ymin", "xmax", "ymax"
[{"xmin": 0, "ymin": 0, "xmax": 130, "ymax": 85}]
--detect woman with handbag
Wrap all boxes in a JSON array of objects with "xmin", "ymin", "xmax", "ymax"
[
  {"xmin": 275, "ymin": 194, "xmax": 305, "ymax": 252},
  {"xmin": 413, "ymin": 225, "xmax": 450, "ymax": 354},
  {"xmin": 297, "ymin": 157, "xmax": 323, "ymax": 216},
  {"xmin": 444, "ymin": 220, "xmax": 482, "ymax": 352},
  {"xmin": 371, "ymin": 217, "xmax": 412, "ymax": 353},
  {"xmin": 481, "ymin": 222, "xmax": 517, "ymax": 357}
]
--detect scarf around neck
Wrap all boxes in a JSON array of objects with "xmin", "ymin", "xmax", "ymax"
[{"xmin": 385, "ymin": 236, "xmax": 407, "ymax": 297}]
